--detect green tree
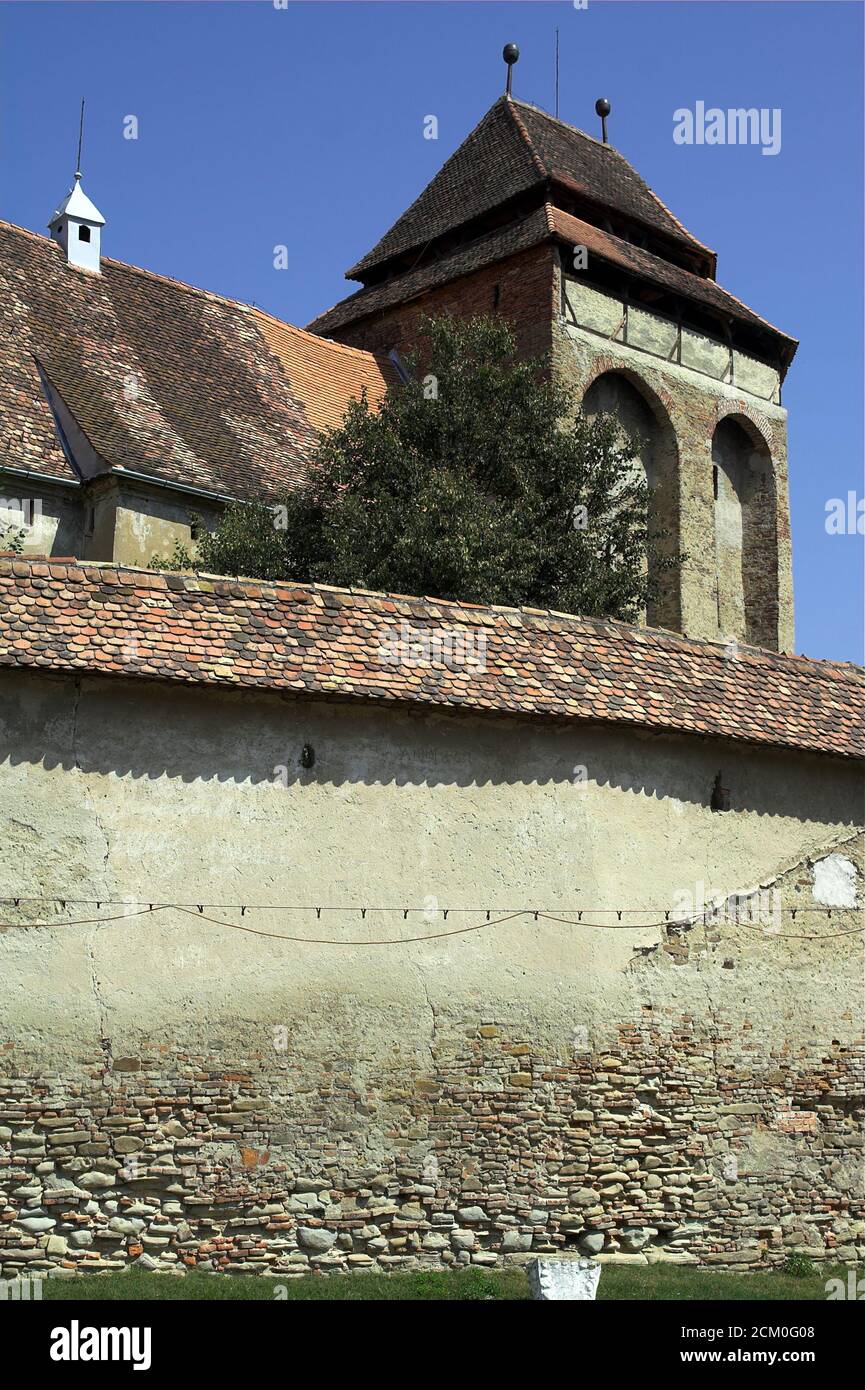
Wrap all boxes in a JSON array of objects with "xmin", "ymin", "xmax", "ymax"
[{"xmin": 159, "ymin": 314, "xmax": 680, "ymax": 621}]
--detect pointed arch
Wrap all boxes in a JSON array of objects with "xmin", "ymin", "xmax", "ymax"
[
  {"xmin": 711, "ymin": 413, "xmax": 777, "ymax": 646},
  {"xmin": 581, "ymin": 368, "xmax": 680, "ymax": 630}
]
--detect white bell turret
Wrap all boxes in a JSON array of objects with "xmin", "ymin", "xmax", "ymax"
[{"xmin": 48, "ymin": 172, "xmax": 105, "ymax": 273}]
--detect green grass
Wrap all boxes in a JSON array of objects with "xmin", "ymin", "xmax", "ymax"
[{"xmin": 41, "ymin": 1263, "xmax": 850, "ymax": 1302}]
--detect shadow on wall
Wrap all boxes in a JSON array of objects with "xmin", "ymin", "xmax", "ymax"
[
  {"xmin": 581, "ymin": 368, "xmax": 681, "ymax": 634},
  {"xmin": 712, "ymin": 414, "xmax": 778, "ymax": 649},
  {"xmin": 1, "ymin": 491, "xmax": 84, "ymax": 559},
  {"xmin": 0, "ymin": 669, "xmax": 861, "ymax": 829}
]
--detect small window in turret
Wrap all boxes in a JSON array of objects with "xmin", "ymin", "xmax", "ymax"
[{"xmin": 78, "ymin": 225, "xmax": 91, "ymax": 242}]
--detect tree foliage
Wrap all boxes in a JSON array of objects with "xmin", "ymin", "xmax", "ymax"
[
  {"xmin": 158, "ymin": 314, "xmax": 680, "ymax": 621},
  {"xmin": 0, "ymin": 524, "xmax": 25, "ymax": 554}
]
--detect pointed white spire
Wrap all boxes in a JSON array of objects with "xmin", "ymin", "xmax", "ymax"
[{"xmin": 48, "ymin": 173, "xmax": 105, "ymax": 273}]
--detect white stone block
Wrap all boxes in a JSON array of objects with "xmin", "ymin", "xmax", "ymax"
[
  {"xmin": 812, "ymin": 853, "xmax": 858, "ymax": 908},
  {"xmin": 527, "ymin": 1257, "xmax": 601, "ymax": 1300}
]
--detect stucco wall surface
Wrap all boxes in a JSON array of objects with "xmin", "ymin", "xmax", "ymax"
[
  {"xmin": 0, "ymin": 671, "xmax": 862, "ymax": 1278},
  {"xmin": 0, "ymin": 479, "xmax": 83, "ymax": 560}
]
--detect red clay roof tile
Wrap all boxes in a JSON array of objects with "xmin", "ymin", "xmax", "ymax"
[
  {"xmin": 0, "ymin": 556, "xmax": 860, "ymax": 761},
  {"xmin": 0, "ymin": 219, "xmax": 396, "ymax": 500}
]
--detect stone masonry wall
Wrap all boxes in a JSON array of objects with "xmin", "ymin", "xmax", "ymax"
[
  {"xmin": 1, "ymin": 994, "xmax": 862, "ymax": 1281},
  {"xmin": 552, "ymin": 270, "xmax": 794, "ymax": 652}
]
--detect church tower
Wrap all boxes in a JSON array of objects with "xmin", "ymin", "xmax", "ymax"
[{"xmin": 309, "ymin": 74, "xmax": 797, "ymax": 653}]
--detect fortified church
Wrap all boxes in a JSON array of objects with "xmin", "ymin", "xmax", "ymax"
[{"xmin": 0, "ymin": 53, "xmax": 861, "ymax": 1280}]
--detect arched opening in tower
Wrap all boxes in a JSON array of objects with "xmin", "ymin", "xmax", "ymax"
[
  {"xmin": 711, "ymin": 416, "xmax": 777, "ymax": 647},
  {"xmin": 582, "ymin": 370, "xmax": 680, "ymax": 632}
]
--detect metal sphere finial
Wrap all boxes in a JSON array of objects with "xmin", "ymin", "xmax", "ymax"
[
  {"xmin": 595, "ymin": 97, "xmax": 611, "ymax": 143},
  {"xmin": 503, "ymin": 43, "xmax": 520, "ymax": 96}
]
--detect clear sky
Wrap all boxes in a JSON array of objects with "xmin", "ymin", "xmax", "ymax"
[{"xmin": 0, "ymin": 1, "xmax": 861, "ymax": 662}]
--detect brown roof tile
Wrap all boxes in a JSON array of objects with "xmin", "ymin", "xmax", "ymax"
[
  {"xmin": 513, "ymin": 100, "xmax": 713, "ymax": 259},
  {"xmin": 310, "ymin": 204, "xmax": 796, "ymax": 365},
  {"xmin": 0, "ymin": 219, "xmax": 396, "ymax": 500},
  {"xmin": 0, "ymin": 556, "xmax": 860, "ymax": 760},
  {"xmin": 252, "ymin": 308, "xmax": 391, "ymax": 434},
  {"xmin": 309, "ymin": 207, "xmax": 554, "ymax": 335},
  {"xmin": 348, "ymin": 97, "xmax": 711, "ymax": 281}
]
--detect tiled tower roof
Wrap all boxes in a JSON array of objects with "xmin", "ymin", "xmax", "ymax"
[
  {"xmin": 347, "ymin": 97, "xmax": 713, "ymax": 283},
  {"xmin": 309, "ymin": 96, "xmax": 795, "ymax": 374}
]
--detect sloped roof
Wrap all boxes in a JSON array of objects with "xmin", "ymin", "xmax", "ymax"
[
  {"xmin": 252, "ymin": 309, "xmax": 391, "ymax": 434},
  {"xmin": 550, "ymin": 208, "xmax": 797, "ymax": 354},
  {"xmin": 347, "ymin": 96, "xmax": 712, "ymax": 281},
  {"xmin": 49, "ymin": 175, "xmax": 105, "ymax": 228},
  {"xmin": 310, "ymin": 207, "xmax": 555, "ymax": 336},
  {"xmin": 0, "ymin": 219, "xmax": 396, "ymax": 500},
  {"xmin": 310, "ymin": 203, "xmax": 797, "ymax": 368},
  {"xmin": 1, "ymin": 556, "xmax": 861, "ymax": 761}
]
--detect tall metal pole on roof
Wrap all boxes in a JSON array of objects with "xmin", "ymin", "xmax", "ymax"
[
  {"xmin": 75, "ymin": 99, "xmax": 85, "ymax": 179},
  {"xmin": 555, "ymin": 29, "xmax": 560, "ymax": 118},
  {"xmin": 503, "ymin": 43, "xmax": 519, "ymax": 97}
]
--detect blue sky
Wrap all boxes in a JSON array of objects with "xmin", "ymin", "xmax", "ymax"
[{"xmin": 0, "ymin": 1, "xmax": 861, "ymax": 661}]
